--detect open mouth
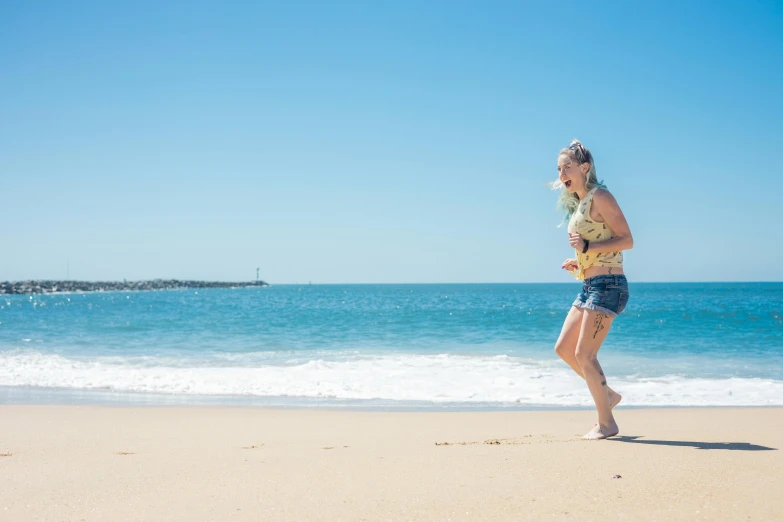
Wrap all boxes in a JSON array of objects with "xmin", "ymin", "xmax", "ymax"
[{"xmin": 564, "ymin": 180, "xmax": 572, "ymax": 189}]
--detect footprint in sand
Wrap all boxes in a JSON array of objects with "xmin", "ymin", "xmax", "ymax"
[
  {"xmin": 0, "ymin": 453, "xmax": 12, "ymax": 457},
  {"xmin": 436, "ymin": 434, "xmax": 577, "ymax": 446},
  {"xmin": 484, "ymin": 438, "xmax": 530, "ymax": 444},
  {"xmin": 241, "ymin": 444, "xmax": 264, "ymax": 450}
]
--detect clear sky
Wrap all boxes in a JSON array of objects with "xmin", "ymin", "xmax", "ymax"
[{"xmin": 2, "ymin": 1, "xmax": 781, "ymax": 283}]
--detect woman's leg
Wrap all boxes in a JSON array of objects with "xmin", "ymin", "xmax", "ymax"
[
  {"xmin": 555, "ymin": 306, "xmax": 622, "ymax": 408},
  {"xmin": 575, "ymin": 310, "xmax": 619, "ymax": 439}
]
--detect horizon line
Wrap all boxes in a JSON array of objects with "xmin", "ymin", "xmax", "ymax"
[{"xmin": 4, "ymin": 279, "xmax": 782, "ymax": 285}]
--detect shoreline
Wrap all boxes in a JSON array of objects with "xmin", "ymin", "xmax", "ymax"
[
  {"xmin": 1, "ymin": 406, "xmax": 780, "ymax": 521},
  {"xmin": 3, "ymin": 385, "xmax": 782, "ymax": 410}
]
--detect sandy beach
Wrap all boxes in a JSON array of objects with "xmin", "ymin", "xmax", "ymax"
[{"xmin": 0, "ymin": 406, "xmax": 780, "ymax": 521}]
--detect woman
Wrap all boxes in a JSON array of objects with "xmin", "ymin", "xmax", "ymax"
[{"xmin": 552, "ymin": 140, "xmax": 633, "ymax": 440}]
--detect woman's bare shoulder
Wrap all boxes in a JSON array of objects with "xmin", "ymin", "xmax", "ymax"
[{"xmin": 593, "ymin": 188, "xmax": 618, "ymax": 205}]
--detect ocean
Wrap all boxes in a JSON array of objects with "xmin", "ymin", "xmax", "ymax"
[{"xmin": 1, "ymin": 283, "xmax": 781, "ymax": 409}]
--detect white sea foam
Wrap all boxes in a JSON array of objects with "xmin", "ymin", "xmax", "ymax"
[{"xmin": 1, "ymin": 351, "xmax": 781, "ymax": 406}]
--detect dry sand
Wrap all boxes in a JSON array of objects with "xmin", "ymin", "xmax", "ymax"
[{"xmin": 1, "ymin": 406, "xmax": 781, "ymax": 521}]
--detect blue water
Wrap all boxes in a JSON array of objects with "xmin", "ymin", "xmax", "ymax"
[{"xmin": 1, "ymin": 283, "xmax": 782, "ymax": 408}]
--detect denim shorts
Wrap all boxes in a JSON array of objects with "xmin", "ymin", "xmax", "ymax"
[{"xmin": 572, "ymin": 274, "xmax": 629, "ymax": 317}]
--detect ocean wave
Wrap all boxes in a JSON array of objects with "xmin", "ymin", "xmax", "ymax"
[{"xmin": 1, "ymin": 350, "xmax": 781, "ymax": 406}]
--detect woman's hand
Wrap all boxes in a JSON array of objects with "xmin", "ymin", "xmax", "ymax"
[
  {"xmin": 562, "ymin": 258, "xmax": 578, "ymax": 272},
  {"xmin": 568, "ymin": 232, "xmax": 585, "ymax": 252}
]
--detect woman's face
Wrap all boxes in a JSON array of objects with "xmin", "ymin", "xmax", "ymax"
[{"xmin": 557, "ymin": 154, "xmax": 587, "ymax": 193}]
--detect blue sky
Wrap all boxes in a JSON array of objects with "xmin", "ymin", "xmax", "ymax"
[{"xmin": 2, "ymin": 1, "xmax": 781, "ymax": 283}]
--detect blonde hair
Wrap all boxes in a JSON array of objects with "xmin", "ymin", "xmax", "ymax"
[{"xmin": 550, "ymin": 139, "xmax": 605, "ymax": 226}]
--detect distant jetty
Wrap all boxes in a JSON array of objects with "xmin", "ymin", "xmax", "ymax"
[{"xmin": 0, "ymin": 279, "xmax": 270, "ymax": 295}]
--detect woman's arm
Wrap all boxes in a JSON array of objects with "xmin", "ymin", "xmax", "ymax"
[{"xmin": 572, "ymin": 189, "xmax": 634, "ymax": 254}]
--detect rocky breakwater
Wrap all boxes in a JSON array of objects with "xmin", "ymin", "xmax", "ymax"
[{"xmin": 0, "ymin": 279, "xmax": 270, "ymax": 295}]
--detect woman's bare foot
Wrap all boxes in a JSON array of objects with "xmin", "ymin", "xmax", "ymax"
[
  {"xmin": 582, "ymin": 422, "xmax": 619, "ymax": 440},
  {"xmin": 608, "ymin": 389, "xmax": 622, "ymax": 409}
]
